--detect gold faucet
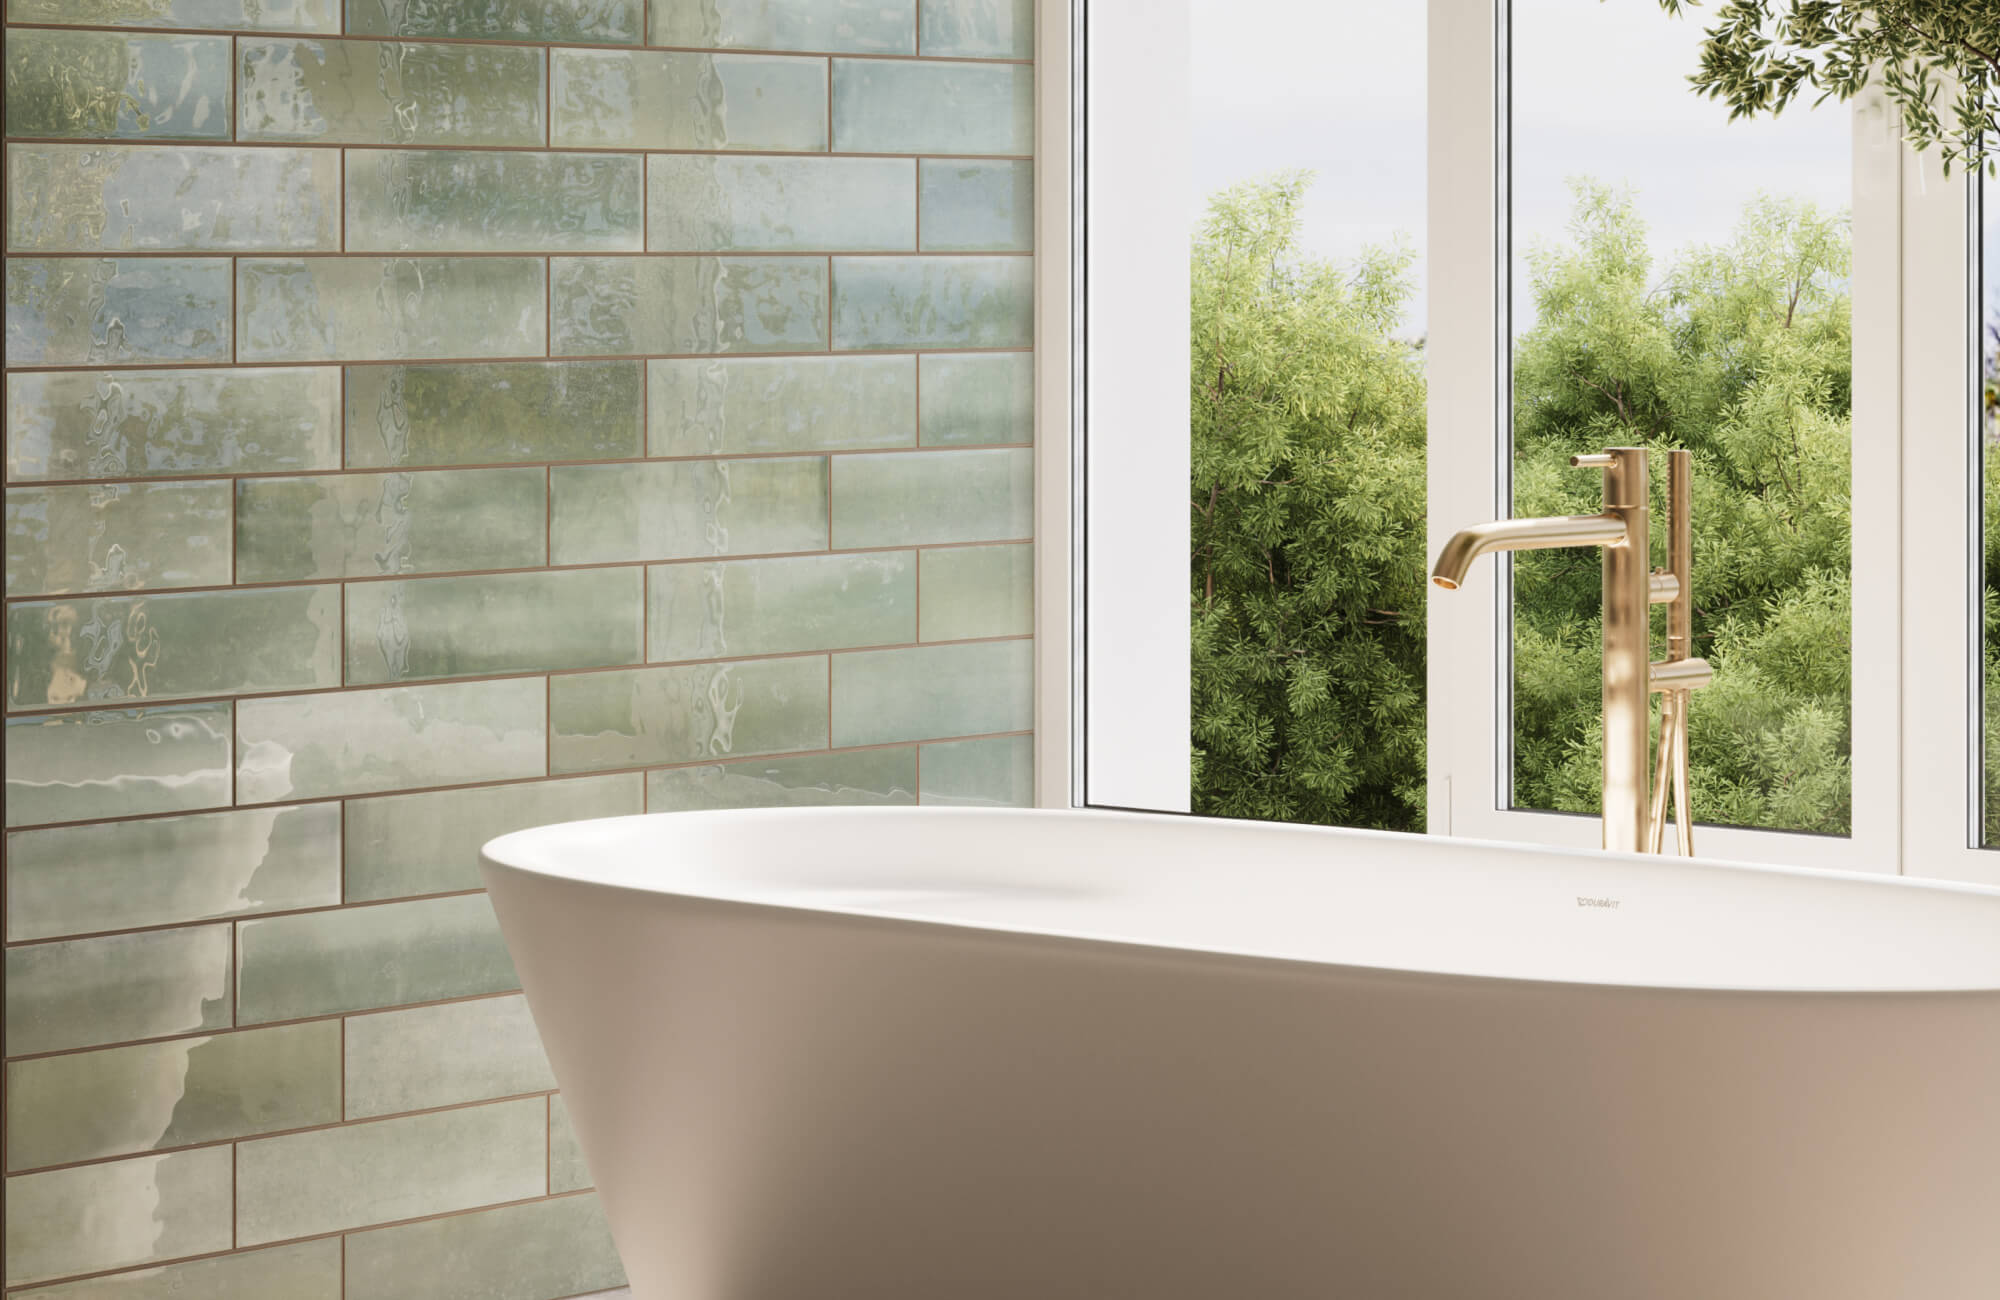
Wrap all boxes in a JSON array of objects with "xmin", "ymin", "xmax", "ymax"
[{"xmin": 1431, "ymin": 447, "xmax": 1710, "ymax": 855}]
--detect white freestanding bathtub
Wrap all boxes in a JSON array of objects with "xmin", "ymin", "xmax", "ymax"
[{"xmin": 482, "ymin": 808, "xmax": 2000, "ymax": 1300}]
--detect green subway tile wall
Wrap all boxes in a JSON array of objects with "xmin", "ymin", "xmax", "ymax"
[{"xmin": 1, "ymin": 0, "xmax": 1035, "ymax": 1291}]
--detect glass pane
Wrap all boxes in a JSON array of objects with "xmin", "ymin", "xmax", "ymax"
[
  {"xmin": 1983, "ymin": 173, "xmax": 1999, "ymax": 846},
  {"xmin": 1509, "ymin": 0, "xmax": 1853, "ymax": 835}
]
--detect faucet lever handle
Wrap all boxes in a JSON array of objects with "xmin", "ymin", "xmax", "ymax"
[{"xmin": 1569, "ymin": 453, "xmax": 1617, "ymax": 469}]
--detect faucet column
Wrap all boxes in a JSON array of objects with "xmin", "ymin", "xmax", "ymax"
[{"xmin": 1597, "ymin": 448, "xmax": 1651, "ymax": 853}]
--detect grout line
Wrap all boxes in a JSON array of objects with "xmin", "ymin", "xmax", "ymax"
[
  {"xmin": 0, "ymin": 135, "xmax": 1031, "ymax": 160},
  {"xmin": 546, "ymin": 1093, "xmax": 553, "ymax": 1196},
  {"xmin": 0, "ymin": 247, "xmax": 1031, "ymax": 261}
]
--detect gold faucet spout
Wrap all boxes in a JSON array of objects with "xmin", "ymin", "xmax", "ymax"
[{"xmin": 1430, "ymin": 513, "xmax": 1627, "ymax": 589}]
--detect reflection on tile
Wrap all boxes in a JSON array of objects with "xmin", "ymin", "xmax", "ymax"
[
  {"xmin": 5, "ymin": 258, "xmax": 230, "ymax": 366},
  {"xmin": 344, "ymin": 1190, "xmax": 626, "ymax": 1300},
  {"xmin": 345, "ymin": 994, "xmax": 554, "ymax": 1118},
  {"xmin": 6, "ymin": 587, "xmax": 341, "ymax": 711},
  {"xmin": 348, "ymin": 0, "xmax": 642, "ymax": 42},
  {"xmin": 919, "ymin": 352, "xmax": 1033, "ymax": 445},
  {"xmin": 648, "ymin": 156, "xmax": 915, "ymax": 252},
  {"xmin": 238, "ymin": 38, "xmax": 545, "ymax": 145},
  {"xmin": 552, "ymin": 49, "xmax": 826, "ymax": 151},
  {"xmin": 3, "ymin": 0, "xmax": 336, "ymax": 28},
  {"xmin": 832, "ymin": 256, "xmax": 1032, "ymax": 350},
  {"xmin": 238, "ymin": 257, "xmax": 547, "ymax": 363},
  {"xmin": 549, "ymin": 1094, "xmax": 591, "ymax": 1192},
  {"xmin": 650, "ymin": 552, "xmax": 913, "ymax": 661},
  {"xmin": 3, "ymin": 704, "xmax": 233, "ymax": 829},
  {"xmin": 647, "ymin": 745, "xmax": 917, "ymax": 811},
  {"xmin": 551, "ymin": 458, "xmax": 827, "ymax": 565},
  {"xmin": 345, "ymin": 773, "xmax": 642, "ymax": 901},
  {"xmin": 919, "ymin": 159, "xmax": 1033, "ymax": 251},
  {"xmin": 652, "ymin": 0, "xmax": 914, "ymax": 52},
  {"xmin": 4, "ymin": 924, "xmax": 232, "ymax": 1057},
  {"xmin": 920, "ymin": 732, "xmax": 1032, "ymax": 806},
  {"xmin": 5, "ymin": 368, "xmax": 341, "ymax": 482},
  {"xmin": 920, "ymin": 0, "xmax": 1033, "ymax": 57},
  {"xmin": 5, "ymin": 481, "xmax": 231, "ymax": 599},
  {"xmin": 346, "ymin": 151, "xmax": 643, "ymax": 254},
  {"xmin": 234, "ymin": 469, "xmax": 546, "ymax": 583},
  {"xmin": 1, "ymin": 31, "xmax": 230, "ymax": 140},
  {"xmin": 551, "ymin": 655, "xmax": 829, "ymax": 773},
  {"xmin": 6, "ymin": 803, "xmax": 340, "ymax": 942},
  {"xmin": 3, "ymin": 1148, "xmax": 233, "ymax": 1289},
  {"xmin": 7, "ymin": 145, "xmax": 337, "ymax": 253},
  {"xmin": 9, "ymin": 1239, "xmax": 341, "ymax": 1300},
  {"xmin": 345, "ymin": 361, "xmax": 643, "ymax": 469},
  {"xmin": 831, "ymin": 58, "xmax": 1032, "ymax": 154},
  {"xmin": 236, "ymin": 1097, "xmax": 545, "ymax": 1244},
  {"xmin": 551, "ymin": 256, "xmax": 826, "ymax": 357},
  {"xmin": 345, "ymin": 569, "xmax": 644, "ymax": 685},
  {"xmin": 919, "ymin": 543, "xmax": 1031, "ymax": 641},
  {"xmin": 830, "ymin": 447, "xmax": 1031, "ymax": 547},
  {"xmin": 831, "ymin": 638, "xmax": 1032, "ymax": 746},
  {"xmin": 650, "ymin": 356, "xmax": 916, "ymax": 455},
  {"xmin": 235, "ymin": 678, "xmax": 546, "ymax": 803},
  {"xmin": 6, "ymin": 1021, "xmax": 341, "ymax": 1171},
  {"xmin": 236, "ymin": 893, "xmax": 518, "ymax": 1023}
]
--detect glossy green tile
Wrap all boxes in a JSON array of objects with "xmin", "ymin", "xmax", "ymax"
[
  {"xmin": 648, "ymin": 156, "xmax": 915, "ymax": 252},
  {"xmin": 236, "ymin": 678, "xmax": 546, "ymax": 804},
  {"xmin": 345, "ymin": 773, "xmax": 642, "ymax": 902},
  {"xmin": 919, "ymin": 159, "xmax": 1032, "ymax": 251},
  {"xmin": 552, "ymin": 49, "xmax": 826, "ymax": 151},
  {"xmin": 551, "ymin": 458, "xmax": 827, "ymax": 565},
  {"xmin": 236, "ymin": 893, "xmax": 517, "ymax": 1023},
  {"xmin": 5, "ymin": 367, "xmax": 341, "ymax": 481},
  {"xmin": 238, "ymin": 38, "xmax": 545, "ymax": 146},
  {"xmin": 830, "ymin": 638, "xmax": 1031, "ymax": 746},
  {"xmin": 236, "ymin": 1096, "xmax": 545, "ymax": 1244},
  {"xmin": 345, "ymin": 568, "xmax": 643, "ymax": 686},
  {"xmin": 548, "ymin": 1094, "xmax": 591, "ymax": 1192},
  {"xmin": 6, "ymin": 803, "xmax": 340, "ymax": 942},
  {"xmin": 6, "ymin": 258, "xmax": 230, "ymax": 366},
  {"xmin": 11, "ymin": 1240, "xmax": 340, "ymax": 1300},
  {"xmin": 647, "ymin": 745, "xmax": 917, "ymax": 810},
  {"xmin": 5, "ymin": 481, "xmax": 231, "ymax": 599},
  {"xmin": 4, "ymin": 704, "xmax": 232, "ymax": 829},
  {"xmin": 830, "ymin": 447, "xmax": 1031, "ymax": 547},
  {"xmin": 650, "ymin": 551, "xmax": 913, "ymax": 661},
  {"xmin": 919, "ymin": 542, "xmax": 1031, "ymax": 640},
  {"xmin": 831, "ymin": 58, "xmax": 1032, "ymax": 154},
  {"xmin": 234, "ymin": 469, "xmax": 546, "ymax": 583},
  {"xmin": 345, "ymin": 361, "xmax": 642, "ymax": 469},
  {"xmin": 6, "ymin": 587, "xmax": 341, "ymax": 711},
  {"xmin": 3, "ymin": 0, "xmax": 337, "ymax": 29},
  {"xmin": 920, "ymin": 0, "xmax": 1033, "ymax": 57},
  {"xmin": 6, "ymin": 1022, "xmax": 341, "ymax": 1171},
  {"xmin": 346, "ymin": 151, "xmax": 642, "ymax": 254},
  {"xmin": 8, "ymin": 146, "xmax": 337, "ymax": 253},
  {"xmin": 919, "ymin": 351, "xmax": 1033, "ymax": 445},
  {"xmin": 832, "ymin": 255, "xmax": 1032, "ymax": 350},
  {"xmin": 344, "ymin": 1190, "xmax": 625, "ymax": 1300},
  {"xmin": 238, "ymin": 257, "xmax": 547, "ymax": 363},
  {"xmin": 3, "ymin": 1148, "xmax": 232, "ymax": 1289},
  {"xmin": 4, "ymin": 923, "xmax": 231, "ymax": 1057},
  {"xmin": 650, "ymin": 356, "xmax": 915, "ymax": 455},
  {"xmin": 551, "ymin": 655, "xmax": 829, "ymax": 773},
  {"xmin": 651, "ymin": 0, "xmax": 914, "ymax": 52},
  {"xmin": 348, "ymin": 0, "xmax": 642, "ymax": 42},
  {"xmin": 2, "ymin": 31, "xmax": 230, "ymax": 141},
  {"xmin": 551, "ymin": 256, "xmax": 826, "ymax": 356},
  {"xmin": 920, "ymin": 732, "xmax": 1031, "ymax": 805},
  {"xmin": 345, "ymin": 994, "xmax": 554, "ymax": 1119}
]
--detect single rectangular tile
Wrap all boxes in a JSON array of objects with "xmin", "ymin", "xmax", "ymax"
[
  {"xmin": 346, "ymin": 361, "xmax": 642, "ymax": 469},
  {"xmin": 551, "ymin": 458, "xmax": 827, "ymax": 565},
  {"xmin": 647, "ymin": 745, "xmax": 917, "ymax": 811},
  {"xmin": 6, "ymin": 1021, "xmax": 340, "ymax": 1171},
  {"xmin": 549, "ymin": 1094, "xmax": 590, "ymax": 1192},
  {"xmin": 5, "ymin": 367, "xmax": 340, "ymax": 481},
  {"xmin": 349, "ymin": 0, "xmax": 642, "ymax": 42},
  {"xmin": 830, "ymin": 447, "xmax": 1031, "ymax": 547},
  {"xmin": 8, "ymin": 145, "xmax": 337, "ymax": 253},
  {"xmin": 832, "ymin": 58, "xmax": 1032, "ymax": 154},
  {"xmin": 5, "ymin": 481, "xmax": 231, "ymax": 599},
  {"xmin": 3, "ymin": 1148, "xmax": 232, "ymax": 1289},
  {"xmin": 234, "ymin": 468, "xmax": 546, "ymax": 583},
  {"xmin": 236, "ymin": 893, "xmax": 518, "ymax": 1023},
  {"xmin": 920, "ymin": 0, "xmax": 1033, "ymax": 57},
  {"xmin": 552, "ymin": 656, "xmax": 829, "ymax": 773},
  {"xmin": 552, "ymin": 50, "xmax": 825, "ymax": 151},
  {"xmin": 832, "ymin": 255, "xmax": 1032, "ymax": 349},
  {"xmin": 831, "ymin": 638, "xmax": 1031, "ymax": 746},
  {"xmin": 238, "ymin": 38, "xmax": 545, "ymax": 146},
  {"xmin": 4, "ymin": 704, "xmax": 232, "ymax": 828},
  {"xmin": 235, "ymin": 677, "xmax": 546, "ymax": 803},
  {"xmin": 652, "ymin": 0, "xmax": 914, "ymax": 52},
  {"xmin": 345, "ymin": 994, "xmax": 554, "ymax": 1119},
  {"xmin": 346, "ymin": 150, "xmax": 642, "ymax": 254},
  {"xmin": 648, "ymin": 156, "xmax": 914, "ymax": 253},
  {"xmin": 344, "ymin": 1190, "xmax": 625, "ymax": 1300},
  {"xmin": 6, "ymin": 586, "xmax": 341, "ymax": 711},
  {"xmin": 6, "ymin": 258, "xmax": 230, "ymax": 366},
  {"xmin": 650, "ymin": 355, "xmax": 915, "ymax": 455},
  {"xmin": 10, "ymin": 1240, "xmax": 341, "ymax": 1300},
  {"xmin": 6, "ymin": 803, "xmax": 340, "ymax": 943},
  {"xmin": 345, "ymin": 773, "xmax": 642, "ymax": 902},
  {"xmin": 919, "ymin": 542, "xmax": 1031, "ymax": 640},
  {"xmin": 919, "ymin": 159, "xmax": 1032, "ymax": 251},
  {"xmin": 238, "ymin": 257, "xmax": 546, "ymax": 363},
  {"xmin": 2, "ymin": 31, "xmax": 230, "ymax": 141},
  {"xmin": 650, "ymin": 551, "xmax": 913, "ymax": 661},
  {"xmin": 919, "ymin": 351, "xmax": 1033, "ymax": 445},
  {"xmin": 236, "ymin": 1096, "xmax": 545, "ymax": 1244},
  {"xmin": 5, "ymin": 924, "xmax": 231, "ymax": 1057},
  {"xmin": 3, "ymin": 0, "xmax": 337, "ymax": 29},
  {"xmin": 551, "ymin": 256, "xmax": 825, "ymax": 356},
  {"xmin": 920, "ymin": 732, "xmax": 1032, "ymax": 805},
  {"xmin": 345, "ymin": 568, "xmax": 644, "ymax": 686}
]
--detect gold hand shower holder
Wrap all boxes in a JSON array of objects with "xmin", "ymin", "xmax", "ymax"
[{"xmin": 1640, "ymin": 449, "xmax": 1707, "ymax": 855}]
